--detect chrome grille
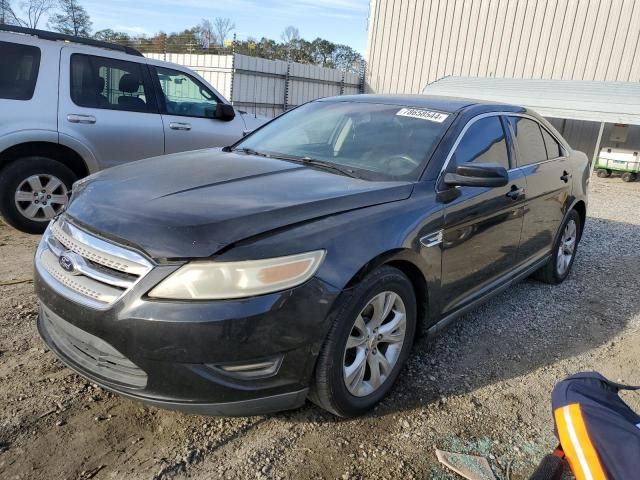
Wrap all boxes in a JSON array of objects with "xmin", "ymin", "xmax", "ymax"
[{"xmin": 36, "ymin": 217, "xmax": 153, "ymax": 309}]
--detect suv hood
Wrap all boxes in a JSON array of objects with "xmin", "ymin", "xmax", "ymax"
[{"xmin": 65, "ymin": 149, "xmax": 413, "ymax": 258}]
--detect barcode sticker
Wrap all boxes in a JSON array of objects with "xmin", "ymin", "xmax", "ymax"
[{"xmin": 396, "ymin": 108, "xmax": 449, "ymax": 123}]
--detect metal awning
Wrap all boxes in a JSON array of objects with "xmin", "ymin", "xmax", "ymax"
[{"xmin": 422, "ymin": 76, "xmax": 640, "ymax": 126}]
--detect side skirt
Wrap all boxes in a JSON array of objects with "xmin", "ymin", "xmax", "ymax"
[{"xmin": 426, "ymin": 254, "xmax": 551, "ymax": 338}]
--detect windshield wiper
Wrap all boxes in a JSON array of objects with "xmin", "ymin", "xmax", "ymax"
[
  {"xmin": 231, "ymin": 147, "xmax": 269, "ymax": 157},
  {"xmin": 270, "ymin": 154, "xmax": 360, "ymax": 179}
]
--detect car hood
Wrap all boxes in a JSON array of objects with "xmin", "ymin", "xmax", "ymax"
[{"xmin": 65, "ymin": 149, "xmax": 414, "ymax": 259}]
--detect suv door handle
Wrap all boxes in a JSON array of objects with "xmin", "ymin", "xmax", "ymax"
[
  {"xmin": 506, "ymin": 185, "xmax": 525, "ymax": 200},
  {"xmin": 169, "ymin": 122, "xmax": 192, "ymax": 131},
  {"xmin": 67, "ymin": 114, "xmax": 96, "ymax": 124},
  {"xmin": 560, "ymin": 171, "xmax": 570, "ymax": 183}
]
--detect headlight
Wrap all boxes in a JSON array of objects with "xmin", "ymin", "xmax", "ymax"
[{"xmin": 148, "ymin": 250, "xmax": 325, "ymax": 300}]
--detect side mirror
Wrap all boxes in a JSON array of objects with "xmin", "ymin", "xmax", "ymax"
[
  {"xmin": 212, "ymin": 103, "xmax": 236, "ymax": 121},
  {"xmin": 444, "ymin": 163, "xmax": 509, "ymax": 188}
]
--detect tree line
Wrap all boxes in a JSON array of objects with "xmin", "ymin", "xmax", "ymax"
[{"xmin": 0, "ymin": 0, "xmax": 364, "ymax": 73}]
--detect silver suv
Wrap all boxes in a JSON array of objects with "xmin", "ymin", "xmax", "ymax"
[{"xmin": 0, "ymin": 26, "xmax": 266, "ymax": 233}]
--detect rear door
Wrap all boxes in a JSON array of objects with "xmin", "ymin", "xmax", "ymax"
[
  {"xmin": 149, "ymin": 66, "xmax": 247, "ymax": 153},
  {"xmin": 439, "ymin": 114, "xmax": 526, "ymax": 314},
  {"xmin": 58, "ymin": 48, "xmax": 164, "ymax": 170},
  {"xmin": 506, "ymin": 115, "xmax": 571, "ymax": 265}
]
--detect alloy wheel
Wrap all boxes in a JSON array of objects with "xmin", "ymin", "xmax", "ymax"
[
  {"xmin": 14, "ymin": 174, "xmax": 69, "ymax": 222},
  {"xmin": 343, "ymin": 291, "xmax": 407, "ymax": 397},
  {"xmin": 556, "ymin": 219, "xmax": 577, "ymax": 276}
]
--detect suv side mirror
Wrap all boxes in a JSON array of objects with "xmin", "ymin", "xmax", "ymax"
[
  {"xmin": 444, "ymin": 163, "xmax": 509, "ymax": 188},
  {"xmin": 212, "ymin": 103, "xmax": 236, "ymax": 121}
]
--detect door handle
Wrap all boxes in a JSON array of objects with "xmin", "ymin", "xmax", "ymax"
[
  {"xmin": 67, "ymin": 114, "xmax": 96, "ymax": 124},
  {"xmin": 506, "ymin": 185, "xmax": 525, "ymax": 200},
  {"xmin": 560, "ymin": 170, "xmax": 570, "ymax": 183},
  {"xmin": 169, "ymin": 122, "xmax": 192, "ymax": 131}
]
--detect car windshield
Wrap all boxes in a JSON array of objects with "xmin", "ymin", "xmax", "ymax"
[{"xmin": 235, "ymin": 101, "xmax": 453, "ymax": 181}]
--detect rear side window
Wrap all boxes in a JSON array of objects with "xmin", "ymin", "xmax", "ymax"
[
  {"xmin": 541, "ymin": 127, "xmax": 562, "ymax": 159},
  {"xmin": 452, "ymin": 116, "xmax": 510, "ymax": 170},
  {"xmin": 70, "ymin": 54, "xmax": 155, "ymax": 113},
  {"xmin": 507, "ymin": 117, "xmax": 547, "ymax": 166},
  {"xmin": 0, "ymin": 41, "xmax": 41, "ymax": 101}
]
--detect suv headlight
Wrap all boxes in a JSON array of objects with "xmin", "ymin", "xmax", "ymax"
[{"xmin": 148, "ymin": 250, "xmax": 325, "ymax": 300}]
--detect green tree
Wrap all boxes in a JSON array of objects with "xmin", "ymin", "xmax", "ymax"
[
  {"xmin": 49, "ymin": 0, "xmax": 92, "ymax": 37},
  {"xmin": 93, "ymin": 28, "xmax": 130, "ymax": 44}
]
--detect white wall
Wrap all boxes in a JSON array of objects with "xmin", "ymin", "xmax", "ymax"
[
  {"xmin": 146, "ymin": 53, "xmax": 362, "ymax": 117},
  {"xmin": 366, "ymin": 0, "xmax": 640, "ymax": 94}
]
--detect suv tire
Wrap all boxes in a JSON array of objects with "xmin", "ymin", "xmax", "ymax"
[
  {"xmin": 532, "ymin": 209, "xmax": 581, "ymax": 285},
  {"xmin": 0, "ymin": 157, "xmax": 76, "ymax": 234},
  {"xmin": 309, "ymin": 266, "xmax": 417, "ymax": 417}
]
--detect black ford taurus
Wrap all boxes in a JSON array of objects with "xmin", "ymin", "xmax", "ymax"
[{"xmin": 34, "ymin": 95, "xmax": 589, "ymax": 417}]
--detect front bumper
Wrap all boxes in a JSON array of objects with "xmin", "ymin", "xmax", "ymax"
[{"xmin": 35, "ymin": 264, "xmax": 340, "ymax": 415}]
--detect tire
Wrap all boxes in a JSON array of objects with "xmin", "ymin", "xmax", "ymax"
[
  {"xmin": 596, "ymin": 169, "xmax": 610, "ymax": 178},
  {"xmin": 532, "ymin": 209, "xmax": 581, "ymax": 285},
  {"xmin": 621, "ymin": 172, "xmax": 637, "ymax": 182},
  {"xmin": 0, "ymin": 157, "xmax": 76, "ymax": 234},
  {"xmin": 309, "ymin": 266, "xmax": 417, "ymax": 417}
]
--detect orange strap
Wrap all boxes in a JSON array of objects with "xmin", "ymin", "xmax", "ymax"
[{"xmin": 554, "ymin": 403, "xmax": 607, "ymax": 480}]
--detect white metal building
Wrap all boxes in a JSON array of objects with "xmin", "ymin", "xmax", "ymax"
[
  {"xmin": 366, "ymin": 0, "xmax": 640, "ymax": 93},
  {"xmin": 365, "ymin": 0, "xmax": 640, "ymax": 164}
]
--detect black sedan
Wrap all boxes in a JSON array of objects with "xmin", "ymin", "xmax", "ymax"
[{"xmin": 34, "ymin": 95, "xmax": 589, "ymax": 417}]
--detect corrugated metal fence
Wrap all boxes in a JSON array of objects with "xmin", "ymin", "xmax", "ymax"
[{"xmin": 146, "ymin": 53, "xmax": 363, "ymax": 117}]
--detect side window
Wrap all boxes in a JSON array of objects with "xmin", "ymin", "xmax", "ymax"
[
  {"xmin": 541, "ymin": 127, "xmax": 562, "ymax": 159},
  {"xmin": 507, "ymin": 117, "xmax": 547, "ymax": 166},
  {"xmin": 154, "ymin": 67, "xmax": 219, "ymax": 118},
  {"xmin": 0, "ymin": 41, "xmax": 41, "ymax": 101},
  {"xmin": 452, "ymin": 116, "xmax": 510, "ymax": 170},
  {"xmin": 70, "ymin": 54, "xmax": 154, "ymax": 113}
]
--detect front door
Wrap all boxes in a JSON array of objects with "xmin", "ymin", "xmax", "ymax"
[
  {"xmin": 439, "ymin": 115, "xmax": 526, "ymax": 314},
  {"xmin": 58, "ymin": 47, "xmax": 165, "ymax": 170},
  {"xmin": 506, "ymin": 116, "xmax": 572, "ymax": 265},
  {"xmin": 150, "ymin": 66, "xmax": 247, "ymax": 154}
]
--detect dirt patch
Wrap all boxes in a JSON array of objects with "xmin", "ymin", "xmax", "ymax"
[{"xmin": 1, "ymin": 175, "xmax": 639, "ymax": 480}]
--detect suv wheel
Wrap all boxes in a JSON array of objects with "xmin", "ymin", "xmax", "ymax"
[
  {"xmin": 309, "ymin": 266, "xmax": 417, "ymax": 417},
  {"xmin": 0, "ymin": 157, "xmax": 76, "ymax": 234},
  {"xmin": 533, "ymin": 209, "xmax": 581, "ymax": 285}
]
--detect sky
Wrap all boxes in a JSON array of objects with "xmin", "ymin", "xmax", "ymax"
[{"xmin": 75, "ymin": 0, "xmax": 371, "ymax": 54}]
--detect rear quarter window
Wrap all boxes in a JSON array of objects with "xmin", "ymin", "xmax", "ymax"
[{"xmin": 0, "ymin": 41, "xmax": 41, "ymax": 101}]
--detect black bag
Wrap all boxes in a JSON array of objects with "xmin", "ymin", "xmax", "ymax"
[{"xmin": 551, "ymin": 372, "xmax": 640, "ymax": 480}]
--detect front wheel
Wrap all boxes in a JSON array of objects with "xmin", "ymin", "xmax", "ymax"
[
  {"xmin": 0, "ymin": 157, "xmax": 76, "ymax": 234},
  {"xmin": 309, "ymin": 266, "xmax": 417, "ymax": 417},
  {"xmin": 596, "ymin": 169, "xmax": 611, "ymax": 178},
  {"xmin": 532, "ymin": 209, "xmax": 581, "ymax": 285}
]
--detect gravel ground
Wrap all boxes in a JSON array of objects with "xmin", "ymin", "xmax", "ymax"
[{"xmin": 0, "ymin": 175, "xmax": 639, "ymax": 480}]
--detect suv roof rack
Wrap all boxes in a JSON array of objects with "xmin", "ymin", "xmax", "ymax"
[{"xmin": 0, "ymin": 25, "xmax": 144, "ymax": 57}]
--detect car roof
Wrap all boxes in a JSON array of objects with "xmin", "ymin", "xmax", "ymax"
[{"xmin": 318, "ymin": 94, "xmax": 522, "ymax": 114}]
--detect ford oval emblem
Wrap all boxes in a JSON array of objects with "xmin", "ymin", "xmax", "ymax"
[{"xmin": 59, "ymin": 255, "xmax": 75, "ymax": 273}]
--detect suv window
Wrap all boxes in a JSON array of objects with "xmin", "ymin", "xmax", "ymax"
[
  {"xmin": 452, "ymin": 116, "xmax": 510, "ymax": 170},
  {"xmin": 154, "ymin": 67, "xmax": 219, "ymax": 118},
  {"xmin": 70, "ymin": 54, "xmax": 154, "ymax": 113},
  {"xmin": 0, "ymin": 41, "xmax": 41, "ymax": 101},
  {"xmin": 541, "ymin": 127, "xmax": 562, "ymax": 159},
  {"xmin": 507, "ymin": 116, "xmax": 548, "ymax": 166}
]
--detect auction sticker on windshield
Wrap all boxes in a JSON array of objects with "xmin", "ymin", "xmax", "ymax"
[{"xmin": 396, "ymin": 108, "xmax": 449, "ymax": 123}]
